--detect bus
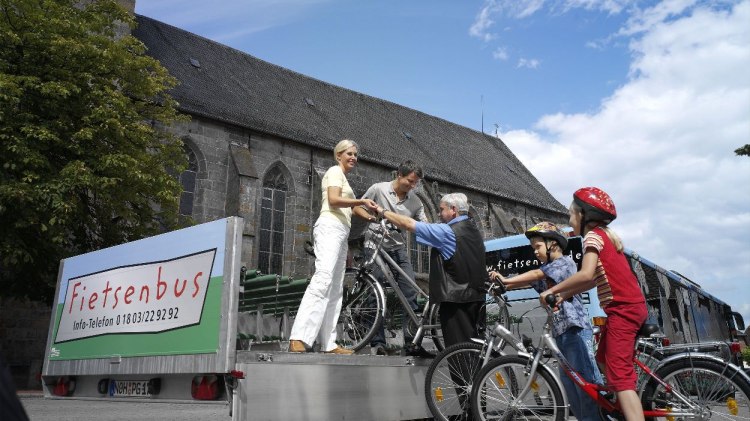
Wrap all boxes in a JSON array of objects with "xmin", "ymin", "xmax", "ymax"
[{"xmin": 484, "ymin": 233, "xmax": 746, "ymax": 361}]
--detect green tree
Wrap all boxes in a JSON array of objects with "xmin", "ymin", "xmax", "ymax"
[
  {"xmin": 736, "ymin": 145, "xmax": 750, "ymax": 156},
  {"xmin": 0, "ymin": 0, "xmax": 189, "ymax": 302}
]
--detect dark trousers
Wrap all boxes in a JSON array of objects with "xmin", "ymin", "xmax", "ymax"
[
  {"xmin": 438, "ymin": 300, "xmax": 484, "ymax": 349},
  {"xmin": 439, "ymin": 301, "xmax": 484, "ymax": 417}
]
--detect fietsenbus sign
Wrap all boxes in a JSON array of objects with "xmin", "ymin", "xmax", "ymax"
[
  {"xmin": 55, "ymin": 249, "xmax": 216, "ymax": 343},
  {"xmin": 48, "ymin": 219, "xmax": 229, "ymax": 360}
]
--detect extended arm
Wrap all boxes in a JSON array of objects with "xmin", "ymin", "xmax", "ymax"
[
  {"xmin": 352, "ymin": 205, "xmax": 377, "ymax": 222},
  {"xmin": 540, "ymin": 249, "xmax": 598, "ymax": 305},
  {"xmin": 327, "ymin": 187, "xmax": 378, "ymax": 212},
  {"xmin": 490, "ymin": 269, "xmax": 545, "ymax": 290},
  {"xmin": 379, "ymin": 208, "xmax": 416, "ymax": 232}
]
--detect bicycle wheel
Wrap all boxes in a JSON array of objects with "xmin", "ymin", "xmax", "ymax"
[
  {"xmin": 425, "ymin": 341, "xmax": 485, "ymax": 421},
  {"xmin": 428, "ymin": 303, "xmax": 444, "ymax": 352},
  {"xmin": 642, "ymin": 358, "xmax": 750, "ymax": 421},
  {"xmin": 336, "ymin": 271, "xmax": 383, "ymax": 351},
  {"xmin": 471, "ymin": 355, "xmax": 566, "ymax": 421}
]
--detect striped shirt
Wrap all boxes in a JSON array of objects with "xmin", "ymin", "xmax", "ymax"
[{"xmin": 583, "ymin": 228, "xmax": 645, "ymax": 310}]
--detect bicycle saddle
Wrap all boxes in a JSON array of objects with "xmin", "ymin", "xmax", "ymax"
[{"xmin": 637, "ymin": 323, "xmax": 660, "ymax": 337}]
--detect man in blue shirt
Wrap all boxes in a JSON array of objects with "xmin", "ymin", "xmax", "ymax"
[{"xmin": 375, "ymin": 193, "xmax": 486, "ymax": 348}]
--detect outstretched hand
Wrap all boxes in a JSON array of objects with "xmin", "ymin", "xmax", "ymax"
[
  {"xmin": 361, "ymin": 199, "xmax": 379, "ymax": 212},
  {"xmin": 488, "ymin": 271, "xmax": 506, "ymax": 284}
]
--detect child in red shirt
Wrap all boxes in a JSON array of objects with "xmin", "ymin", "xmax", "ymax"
[{"xmin": 541, "ymin": 187, "xmax": 647, "ymax": 421}]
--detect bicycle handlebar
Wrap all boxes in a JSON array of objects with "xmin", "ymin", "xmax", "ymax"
[
  {"xmin": 486, "ymin": 280, "xmax": 507, "ymax": 296},
  {"xmin": 544, "ymin": 293, "xmax": 557, "ymax": 307},
  {"xmin": 361, "ymin": 218, "xmax": 396, "ymax": 268}
]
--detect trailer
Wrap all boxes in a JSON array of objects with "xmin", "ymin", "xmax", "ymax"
[{"xmin": 41, "ymin": 217, "xmax": 433, "ymax": 420}]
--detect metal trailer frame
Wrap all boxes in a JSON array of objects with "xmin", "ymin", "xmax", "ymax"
[
  {"xmin": 38, "ymin": 217, "xmax": 436, "ymax": 421},
  {"xmin": 41, "ymin": 217, "xmax": 244, "ymax": 400},
  {"xmin": 232, "ymin": 352, "xmax": 432, "ymax": 421}
]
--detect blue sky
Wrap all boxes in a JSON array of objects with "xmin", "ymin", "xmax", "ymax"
[{"xmin": 135, "ymin": 1, "xmax": 750, "ymax": 327}]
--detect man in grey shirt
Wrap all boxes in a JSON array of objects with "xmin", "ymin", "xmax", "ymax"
[{"xmin": 354, "ymin": 161, "xmax": 428, "ymax": 356}]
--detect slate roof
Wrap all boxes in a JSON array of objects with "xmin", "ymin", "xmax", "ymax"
[{"xmin": 133, "ymin": 15, "xmax": 567, "ymax": 215}]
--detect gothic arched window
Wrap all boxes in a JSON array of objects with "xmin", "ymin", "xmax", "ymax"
[
  {"xmin": 258, "ymin": 166, "xmax": 288, "ymax": 275},
  {"xmin": 179, "ymin": 148, "xmax": 198, "ymax": 216}
]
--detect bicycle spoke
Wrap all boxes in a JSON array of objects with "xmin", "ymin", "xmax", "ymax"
[
  {"xmin": 425, "ymin": 342, "xmax": 484, "ymax": 421},
  {"xmin": 645, "ymin": 360, "xmax": 750, "ymax": 421},
  {"xmin": 336, "ymin": 273, "xmax": 383, "ymax": 350},
  {"xmin": 473, "ymin": 357, "xmax": 564, "ymax": 421}
]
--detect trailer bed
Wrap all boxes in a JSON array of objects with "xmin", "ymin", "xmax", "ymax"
[{"xmin": 232, "ymin": 351, "xmax": 432, "ymax": 421}]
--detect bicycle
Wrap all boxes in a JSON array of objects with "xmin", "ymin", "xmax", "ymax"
[
  {"xmin": 469, "ymin": 294, "xmax": 750, "ymax": 421},
  {"xmin": 334, "ymin": 219, "xmax": 442, "ymax": 352},
  {"xmin": 424, "ymin": 282, "xmax": 513, "ymax": 421},
  {"xmin": 335, "ymin": 219, "xmax": 511, "ymax": 353}
]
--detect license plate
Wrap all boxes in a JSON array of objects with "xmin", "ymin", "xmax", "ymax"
[{"xmin": 109, "ymin": 380, "xmax": 150, "ymax": 397}]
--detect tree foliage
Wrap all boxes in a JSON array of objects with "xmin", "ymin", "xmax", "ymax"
[
  {"xmin": 736, "ymin": 145, "xmax": 750, "ymax": 156},
  {"xmin": 0, "ymin": 0, "xmax": 189, "ymax": 302}
]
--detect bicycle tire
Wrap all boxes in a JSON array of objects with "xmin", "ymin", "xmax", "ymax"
[
  {"xmin": 428, "ymin": 303, "xmax": 444, "ymax": 352},
  {"xmin": 471, "ymin": 355, "xmax": 566, "ymax": 421},
  {"xmin": 425, "ymin": 341, "xmax": 485, "ymax": 421},
  {"xmin": 336, "ymin": 271, "xmax": 383, "ymax": 351},
  {"xmin": 642, "ymin": 357, "xmax": 750, "ymax": 421}
]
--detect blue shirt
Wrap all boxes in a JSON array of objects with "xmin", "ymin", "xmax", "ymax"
[
  {"xmin": 414, "ymin": 215, "xmax": 469, "ymax": 260},
  {"xmin": 529, "ymin": 255, "xmax": 592, "ymax": 337}
]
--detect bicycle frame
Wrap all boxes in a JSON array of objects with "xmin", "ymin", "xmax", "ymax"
[
  {"xmin": 513, "ymin": 304, "xmax": 721, "ymax": 419},
  {"xmin": 359, "ymin": 220, "xmax": 440, "ymax": 347}
]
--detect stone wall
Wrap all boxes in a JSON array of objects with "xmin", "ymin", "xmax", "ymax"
[
  {"xmin": 170, "ymin": 115, "xmax": 568, "ymax": 280},
  {"xmin": 0, "ymin": 297, "xmax": 51, "ymax": 389}
]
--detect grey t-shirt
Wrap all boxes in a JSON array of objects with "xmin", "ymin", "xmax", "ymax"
[{"xmin": 361, "ymin": 181, "xmax": 427, "ymax": 250}]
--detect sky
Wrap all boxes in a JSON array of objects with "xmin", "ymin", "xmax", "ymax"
[{"xmin": 134, "ymin": 1, "xmax": 750, "ymax": 327}]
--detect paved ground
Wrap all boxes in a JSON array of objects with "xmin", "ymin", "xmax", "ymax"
[{"xmin": 18, "ymin": 391, "xmax": 230, "ymax": 421}]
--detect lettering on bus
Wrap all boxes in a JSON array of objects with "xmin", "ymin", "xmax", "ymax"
[{"xmin": 485, "ymin": 240, "xmax": 583, "ymax": 277}]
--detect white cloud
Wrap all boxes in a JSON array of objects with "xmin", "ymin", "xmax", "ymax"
[
  {"xmin": 470, "ymin": 0, "xmax": 547, "ymax": 41},
  {"xmin": 493, "ymin": 46, "xmax": 510, "ymax": 60},
  {"xmin": 502, "ymin": 0, "xmax": 750, "ymax": 322},
  {"xmin": 469, "ymin": 1, "xmax": 499, "ymax": 41},
  {"xmin": 561, "ymin": 0, "xmax": 635, "ymax": 15},
  {"xmin": 517, "ymin": 58, "xmax": 541, "ymax": 68},
  {"xmin": 618, "ymin": 0, "xmax": 697, "ymax": 36}
]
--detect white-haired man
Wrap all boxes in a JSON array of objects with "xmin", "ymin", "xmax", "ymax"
[{"xmin": 375, "ymin": 193, "xmax": 486, "ymax": 348}]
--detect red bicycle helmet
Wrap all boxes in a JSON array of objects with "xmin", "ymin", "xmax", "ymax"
[
  {"xmin": 525, "ymin": 222, "xmax": 568, "ymax": 251},
  {"xmin": 573, "ymin": 187, "xmax": 617, "ymax": 223}
]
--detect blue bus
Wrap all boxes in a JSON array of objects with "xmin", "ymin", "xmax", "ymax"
[{"xmin": 484, "ymin": 233, "xmax": 746, "ymax": 354}]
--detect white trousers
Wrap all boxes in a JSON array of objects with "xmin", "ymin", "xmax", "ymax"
[{"xmin": 290, "ymin": 217, "xmax": 349, "ymax": 351}]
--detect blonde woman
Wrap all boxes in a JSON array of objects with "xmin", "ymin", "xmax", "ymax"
[{"xmin": 289, "ymin": 140, "xmax": 378, "ymax": 354}]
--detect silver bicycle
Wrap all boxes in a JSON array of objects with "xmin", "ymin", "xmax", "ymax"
[
  {"xmin": 335, "ymin": 219, "xmax": 443, "ymax": 352},
  {"xmin": 336, "ymin": 219, "xmax": 511, "ymax": 354}
]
